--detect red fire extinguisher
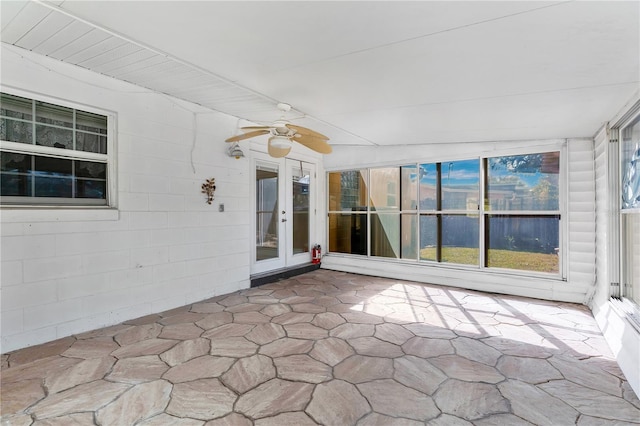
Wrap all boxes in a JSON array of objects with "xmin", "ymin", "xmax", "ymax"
[{"xmin": 312, "ymin": 244, "xmax": 321, "ymax": 264}]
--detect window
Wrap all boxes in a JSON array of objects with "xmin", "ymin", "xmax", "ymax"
[
  {"xmin": 620, "ymin": 112, "xmax": 640, "ymax": 306},
  {"xmin": 1, "ymin": 92, "xmax": 110, "ymax": 206},
  {"xmin": 328, "ymin": 151, "xmax": 562, "ymax": 276}
]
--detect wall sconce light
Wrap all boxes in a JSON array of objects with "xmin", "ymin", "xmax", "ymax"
[
  {"xmin": 227, "ymin": 142, "xmax": 244, "ymax": 159},
  {"xmin": 201, "ymin": 178, "xmax": 216, "ymax": 204}
]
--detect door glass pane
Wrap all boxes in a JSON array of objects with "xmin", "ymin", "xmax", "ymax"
[
  {"xmin": 419, "ymin": 215, "xmax": 438, "ymax": 261},
  {"xmin": 371, "ymin": 213, "xmax": 400, "ymax": 258},
  {"xmin": 401, "ymin": 165, "xmax": 418, "ymax": 211},
  {"xmin": 256, "ymin": 164, "xmax": 279, "ymax": 261},
  {"xmin": 419, "ymin": 163, "xmax": 437, "ymax": 210},
  {"xmin": 488, "ymin": 152, "xmax": 560, "ymax": 211},
  {"xmin": 487, "ymin": 215, "xmax": 559, "ymax": 273},
  {"xmin": 1, "ymin": 118, "xmax": 33, "ymax": 144},
  {"xmin": 442, "ymin": 214, "xmax": 479, "ymax": 265},
  {"xmin": 328, "ymin": 213, "xmax": 367, "ymax": 255},
  {"xmin": 442, "ymin": 159, "xmax": 479, "ymax": 210},
  {"xmin": 328, "ymin": 170, "xmax": 367, "ymax": 211},
  {"xmin": 292, "ymin": 165, "xmax": 310, "ymax": 255}
]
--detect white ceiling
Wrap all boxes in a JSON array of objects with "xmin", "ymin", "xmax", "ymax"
[{"xmin": 2, "ymin": 1, "xmax": 639, "ymax": 147}]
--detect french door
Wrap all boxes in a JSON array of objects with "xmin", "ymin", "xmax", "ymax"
[{"xmin": 253, "ymin": 154, "xmax": 316, "ymax": 274}]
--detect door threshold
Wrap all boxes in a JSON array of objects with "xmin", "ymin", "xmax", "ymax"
[{"xmin": 250, "ymin": 263, "xmax": 321, "ymax": 288}]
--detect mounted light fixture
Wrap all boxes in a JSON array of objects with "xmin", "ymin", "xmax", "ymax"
[
  {"xmin": 227, "ymin": 142, "xmax": 244, "ymax": 159},
  {"xmin": 269, "ymin": 135, "xmax": 292, "ymax": 150}
]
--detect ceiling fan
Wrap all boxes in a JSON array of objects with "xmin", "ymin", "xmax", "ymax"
[{"xmin": 225, "ymin": 103, "xmax": 332, "ymax": 158}]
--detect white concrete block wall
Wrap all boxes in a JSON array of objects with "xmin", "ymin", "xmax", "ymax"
[{"xmin": 0, "ymin": 46, "xmax": 251, "ymax": 353}]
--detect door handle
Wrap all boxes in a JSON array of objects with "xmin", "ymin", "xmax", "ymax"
[
  {"xmin": 281, "ymin": 218, "xmax": 287, "ymax": 222},
  {"xmin": 281, "ymin": 210, "xmax": 286, "ymax": 214}
]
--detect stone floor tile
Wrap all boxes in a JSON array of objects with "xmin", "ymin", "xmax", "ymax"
[
  {"xmin": 45, "ymin": 356, "xmax": 115, "ymax": 393},
  {"xmin": 1, "ymin": 354, "xmax": 9, "ymax": 369},
  {"xmin": 195, "ymin": 312, "xmax": 233, "ymax": 330},
  {"xmin": 1, "ymin": 356, "xmax": 81, "ymax": 384},
  {"xmin": 107, "ymin": 355, "xmax": 170, "ymax": 384},
  {"xmin": 576, "ymin": 414, "xmax": 640, "ymax": 425},
  {"xmin": 201, "ymin": 323, "xmax": 255, "ymax": 339},
  {"xmin": 539, "ymin": 380, "xmax": 640, "ymax": 423},
  {"xmin": 330, "ymin": 323, "xmax": 375, "ymax": 339},
  {"xmin": 274, "ymin": 354, "xmax": 332, "ymax": 383},
  {"xmin": 1, "ymin": 378, "xmax": 45, "ymax": 413},
  {"xmin": 496, "ymin": 355, "xmax": 563, "ymax": 384},
  {"xmin": 29, "ymin": 380, "xmax": 130, "ymax": 419},
  {"xmin": 114, "ymin": 323, "xmax": 163, "ymax": 346},
  {"xmin": 499, "ymin": 379, "xmax": 579, "ymax": 425},
  {"xmin": 334, "ymin": 355, "xmax": 394, "ymax": 384},
  {"xmin": 426, "ymin": 414, "xmax": 473, "ymax": 426},
  {"xmin": 31, "ymin": 412, "xmax": 96, "ymax": 425},
  {"xmin": 402, "ymin": 336, "xmax": 455, "ymax": 358},
  {"xmin": 284, "ymin": 323, "xmax": 329, "ymax": 339},
  {"xmin": 245, "ymin": 323, "xmax": 286, "ymax": 345},
  {"xmin": 433, "ymin": 379, "xmax": 509, "ymax": 420},
  {"xmin": 209, "ymin": 337, "xmax": 258, "ymax": 357},
  {"xmin": 311, "ymin": 312, "xmax": 346, "ymax": 329},
  {"xmin": 393, "ymin": 356, "xmax": 447, "ymax": 395},
  {"xmin": 482, "ymin": 336, "xmax": 553, "ymax": 358},
  {"xmin": 159, "ymin": 323, "xmax": 203, "ymax": 340},
  {"xmin": 111, "ymin": 338, "xmax": 178, "ymax": 359},
  {"xmin": 548, "ymin": 355, "xmax": 623, "ymax": 397},
  {"xmin": 162, "ymin": 355, "xmax": 234, "ymax": 384},
  {"xmin": 123, "ymin": 313, "xmax": 162, "ymax": 326},
  {"xmin": 291, "ymin": 303, "xmax": 326, "ymax": 314},
  {"xmin": 451, "ymin": 336, "xmax": 502, "ymax": 366},
  {"xmin": 96, "ymin": 379, "xmax": 172, "ymax": 425},
  {"xmin": 160, "ymin": 337, "xmax": 210, "ymax": 366},
  {"xmin": 5, "ymin": 337, "xmax": 75, "ymax": 366},
  {"xmin": 235, "ymin": 378, "xmax": 314, "ymax": 419},
  {"xmin": 309, "ymin": 337, "xmax": 354, "ymax": 366},
  {"xmin": 61, "ymin": 336, "xmax": 119, "ymax": 359},
  {"xmin": 226, "ymin": 303, "xmax": 266, "ymax": 314},
  {"xmin": 348, "ymin": 336, "xmax": 404, "ymax": 358},
  {"xmin": 314, "ymin": 295, "xmax": 341, "ymax": 307},
  {"xmin": 221, "ymin": 354, "xmax": 276, "ymax": 393},
  {"xmin": 358, "ymin": 379, "xmax": 440, "ymax": 421},
  {"xmin": 247, "ymin": 296, "xmax": 281, "ymax": 305},
  {"xmin": 473, "ymin": 413, "xmax": 535, "ymax": 426},
  {"xmin": 217, "ymin": 294, "xmax": 248, "ymax": 307},
  {"xmin": 341, "ymin": 312, "xmax": 384, "ymax": 324},
  {"xmin": 373, "ymin": 323, "xmax": 414, "ymax": 345},
  {"xmin": 233, "ymin": 311, "xmax": 271, "ymax": 324},
  {"xmin": 306, "ymin": 379, "xmax": 370, "ymax": 425},
  {"xmin": 260, "ymin": 303, "xmax": 291, "ymax": 317},
  {"xmin": 190, "ymin": 302, "xmax": 225, "ymax": 314},
  {"xmin": 271, "ymin": 312, "xmax": 315, "ymax": 325},
  {"xmin": 281, "ymin": 295, "xmax": 316, "ymax": 304},
  {"xmin": 429, "ymin": 355, "xmax": 505, "ymax": 384},
  {"xmin": 139, "ymin": 414, "xmax": 205, "ymax": 425},
  {"xmin": 166, "ymin": 379, "xmax": 236, "ymax": 420},
  {"xmin": 259, "ymin": 337, "xmax": 314, "ymax": 357},
  {"xmin": 356, "ymin": 413, "xmax": 424, "ymax": 426},
  {"xmin": 75, "ymin": 324, "xmax": 133, "ymax": 340},
  {"xmin": 255, "ymin": 412, "xmax": 318, "ymax": 426}
]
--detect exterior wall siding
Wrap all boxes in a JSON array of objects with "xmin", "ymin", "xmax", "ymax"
[{"xmin": 0, "ymin": 46, "xmax": 251, "ymax": 353}]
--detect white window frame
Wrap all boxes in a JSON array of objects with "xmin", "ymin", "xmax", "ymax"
[{"xmin": 0, "ymin": 87, "xmax": 117, "ymax": 208}]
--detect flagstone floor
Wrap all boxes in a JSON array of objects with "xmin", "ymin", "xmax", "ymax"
[{"xmin": 2, "ymin": 270, "xmax": 640, "ymax": 425}]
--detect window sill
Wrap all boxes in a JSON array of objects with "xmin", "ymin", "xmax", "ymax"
[
  {"xmin": 610, "ymin": 297, "xmax": 640, "ymax": 334},
  {"xmin": 0, "ymin": 206, "xmax": 119, "ymax": 222}
]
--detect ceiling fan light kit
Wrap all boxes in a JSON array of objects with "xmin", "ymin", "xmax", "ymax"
[
  {"xmin": 224, "ymin": 103, "xmax": 332, "ymax": 158},
  {"xmin": 269, "ymin": 135, "xmax": 293, "ymax": 149}
]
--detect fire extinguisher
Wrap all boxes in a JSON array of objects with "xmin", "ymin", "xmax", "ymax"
[{"xmin": 312, "ymin": 244, "xmax": 321, "ymax": 264}]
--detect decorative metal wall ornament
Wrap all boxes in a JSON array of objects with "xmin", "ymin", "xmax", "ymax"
[{"xmin": 201, "ymin": 178, "xmax": 216, "ymax": 204}]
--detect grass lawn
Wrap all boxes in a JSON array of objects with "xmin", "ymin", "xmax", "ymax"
[{"xmin": 420, "ymin": 247, "xmax": 559, "ymax": 273}]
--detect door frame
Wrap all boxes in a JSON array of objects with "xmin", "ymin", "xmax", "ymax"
[{"xmin": 251, "ymin": 151, "xmax": 318, "ymax": 275}]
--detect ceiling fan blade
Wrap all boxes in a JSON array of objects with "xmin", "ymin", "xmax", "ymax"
[
  {"xmin": 240, "ymin": 126, "xmax": 271, "ymax": 132},
  {"xmin": 293, "ymin": 134, "xmax": 333, "ymax": 154},
  {"xmin": 286, "ymin": 124, "xmax": 329, "ymax": 140},
  {"xmin": 268, "ymin": 137, "xmax": 291, "ymax": 158},
  {"xmin": 225, "ymin": 129, "xmax": 269, "ymax": 143}
]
